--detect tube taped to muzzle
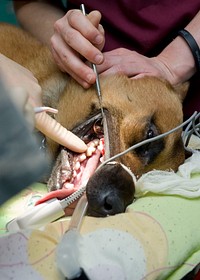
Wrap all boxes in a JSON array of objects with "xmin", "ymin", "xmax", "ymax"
[{"xmin": 135, "ymin": 151, "xmax": 200, "ymax": 198}]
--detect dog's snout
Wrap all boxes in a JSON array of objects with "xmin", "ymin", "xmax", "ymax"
[
  {"xmin": 104, "ymin": 194, "xmax": 116, "ymax": 212},
  {"xmin": 86, "ymin": 162, "xmax": 135, "ymax": 217},
  {"xmin": 101, "ymin": 191, "xmax": 126, "ymax": 215}
]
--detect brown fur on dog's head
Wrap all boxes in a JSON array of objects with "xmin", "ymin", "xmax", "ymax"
[{"xmin": 55, "ymin": 74, "xmax": 187, "ymax": 177}]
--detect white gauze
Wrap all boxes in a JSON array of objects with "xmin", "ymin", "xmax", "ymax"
[{"xmin": 135, "ymin": 151, "xmax": 200, "ymax": 198}]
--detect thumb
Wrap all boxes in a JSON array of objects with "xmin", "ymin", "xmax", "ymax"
[{"xmin": 35, "ymin": 112, "xmax": 87, "ymax": 153}]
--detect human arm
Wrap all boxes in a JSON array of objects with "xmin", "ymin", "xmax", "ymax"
[
  {"xmin": 13, "ymin": 0, "xmax": 105, "ymax": 88},
  {"xmin": 95, "ymin": 10, "xmax": 200, "ymax": 86},
  {"xmin": 14, "ymin": 1, "xmax": 199, "ymax": 87},
  {"xmin": 0, "ymin": 54, "xmax": 87, "ymax": 152},
  {"xmin": 13, "ymin": 0, "xmax": 65, "ymax": 46}
]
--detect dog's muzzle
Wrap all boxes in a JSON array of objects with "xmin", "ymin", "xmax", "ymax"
[
  {"xmin": 47, "ymin": 112, "xmax": 135, "ymax": 217},
  {"xmin": 86, "ymin": 162, "xmax": 136, "ymax": 217}
]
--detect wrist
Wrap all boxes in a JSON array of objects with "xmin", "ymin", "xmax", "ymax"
[
  {"xmin": 178, "ymin": 29, "xmax": 200, "ymax": 72},
  {"xmin": 156, "ymin": 35, "xmax": 197, "ymax": 85}
]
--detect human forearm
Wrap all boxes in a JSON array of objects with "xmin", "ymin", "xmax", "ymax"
[
  {"xmin": 13, "ymin": 0, "xmax": 65, "ymax": 46},
  {"xmin": 156, "ymin": 10, "xmax": 200, "ymax": 85}
]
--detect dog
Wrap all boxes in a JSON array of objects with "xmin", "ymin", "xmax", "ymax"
[{"xmin": 0, "ymin": 23, "xmax": 189, "ymax": 216}]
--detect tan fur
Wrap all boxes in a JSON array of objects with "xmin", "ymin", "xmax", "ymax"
[{"xmin": 0, "ymin": 23, "xmax": 188, "ymax": 177}]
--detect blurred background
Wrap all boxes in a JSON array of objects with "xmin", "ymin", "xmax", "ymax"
[{"xmin": 0, "ymin": 0, "xmax": 18, "ymax": 25}]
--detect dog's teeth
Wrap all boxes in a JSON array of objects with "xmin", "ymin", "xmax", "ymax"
[
  {"xmin": 87, "ymin": 142, "xmax": 94, "ymax": 147},
  {"xmin": 100, "ymin": 156, "xmax": 104, "ymax": 163},
  {"xmin": 92, "ymin": 139, "xmax": 99, "ymax": 147},
  {"xmin": 74, "ymin": 161, "xmax": 81, "ymax": 171},
  {"xmin": 63, "ymin": 183, "xmax": 74, "ymax": 189},
  {"xmin": 97, "ymin": 145, "xmax": 103, "ymax": 153},
  {"xmin": 86, "ymin": 146, "xmax": 96, "ymax": 157},
  {"xmin": 97, "ymin": 139, "xmax": 104, "ymax": 154},
  {"xmin": 78, "ymin": 153, "xmax": 87, "ymax": 162},
  {"xmin": 61, "ymin": 169, "xmax": 69, "ymax": 174},
  {"xmin": 73, "ymin": 170, "xmax": 77, "ymax": 178},
  {"xmin": 87, "ymin": 139, "xmax": 99, "ymax": 148}
]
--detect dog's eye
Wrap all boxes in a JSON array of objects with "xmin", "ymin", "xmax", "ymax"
[
  {"xmin": 135, "ymin": 123, "xmax": 164, "ymax": 164},
  {"xmin": 146, "ymin": 128, "xmax": 155, "ymax": 139},
  {"xmin": 145, "ymin": 123, "xmax": 157, "ymax": 140}
]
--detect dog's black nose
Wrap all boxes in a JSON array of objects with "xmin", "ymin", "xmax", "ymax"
[{"xmin": 86, "ymin": 162, "xmax": 135, "ymax": 217}]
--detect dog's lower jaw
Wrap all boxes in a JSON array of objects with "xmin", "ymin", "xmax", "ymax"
[{"xmin": 86, "ymin": 162, "xmax": 136, "ymax": 217}]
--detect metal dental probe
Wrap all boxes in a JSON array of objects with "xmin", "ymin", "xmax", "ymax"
[{"xmin": 80, "ymin": 3, "xmax": 110, "ymax": 159}]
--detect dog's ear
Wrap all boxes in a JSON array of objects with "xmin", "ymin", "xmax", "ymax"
[{"xmin": 173, "ymin": 81, "xmax": 189, "ymax": 102}]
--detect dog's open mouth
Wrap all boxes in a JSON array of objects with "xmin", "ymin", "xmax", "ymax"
[{"xmin": 36, "ymin": 112, "xmax": 107, "ymax": 205}]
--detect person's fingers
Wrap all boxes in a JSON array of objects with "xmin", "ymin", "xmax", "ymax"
[
  {"xmin": 54, "ymin": 11, "xmax": 104, "ymax": 65},
  {"xmin": 35, "ymin": 112, "xmax": 87, "ymax": 153},
  {"xmin": 67, "ymin": 10, "xmax": 104, "ymax": 47},
  {"xmin": 51, "ymin": 38, "xmax": 96, "ymax": 87}
]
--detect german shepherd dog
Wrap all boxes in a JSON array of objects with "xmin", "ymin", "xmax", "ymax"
[{"xmin": 0, "ymin": 23, "xmax": 188, "ymax": 216}]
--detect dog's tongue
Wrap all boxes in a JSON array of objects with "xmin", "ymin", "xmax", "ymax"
[{"xmin": 35, "ymin": 149, "xmax": 101, "ymax": 205}]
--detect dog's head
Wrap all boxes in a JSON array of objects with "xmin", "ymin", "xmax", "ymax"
[
  {"xmin": 0, "ymin": 24, "xmax": 188, "ymax": 216},
  {"xmin": 47, "ymin": 75, "xmax": 188, "ymax": 216}
]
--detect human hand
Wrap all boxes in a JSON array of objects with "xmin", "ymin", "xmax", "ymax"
[
  {"xmin": 96, "ymin": 48, "xmax": 178, "ymax": 85},
  {"xmin": 0, "ymin": 55, "xmax": 87, "ymax": 153},
  {"xmin": 0, "ymin": 54, "xmax": 42, "ymax": 106},
  {"xmin": 50, "ymin": 9, "xmax": 105, "ymax": 88}
]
